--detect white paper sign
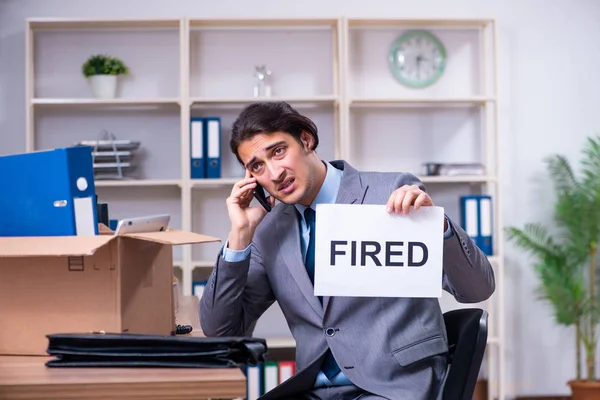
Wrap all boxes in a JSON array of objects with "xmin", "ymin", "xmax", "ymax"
[{"xmin": 313, "ymin": 204, "xmax": 445, "ymax": 298}]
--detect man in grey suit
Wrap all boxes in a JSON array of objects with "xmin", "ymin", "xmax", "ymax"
[{"xmin": 199, "ymin": 101, "xmax": 495, "ymax": 400}]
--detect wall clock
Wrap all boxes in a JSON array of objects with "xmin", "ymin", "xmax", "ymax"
[{"xmin": 388, "ymin": 30, "xmax": 447, "ymax": 88}]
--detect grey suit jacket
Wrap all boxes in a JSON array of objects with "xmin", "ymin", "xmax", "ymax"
[{"xmin": 200, "ymin": 160, "xmax": 495, "ymax": 400}]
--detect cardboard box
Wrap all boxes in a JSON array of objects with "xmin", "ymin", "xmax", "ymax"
[{"xmin": 0, "ymin": 228, "xmax": 219, "ymax": 355}]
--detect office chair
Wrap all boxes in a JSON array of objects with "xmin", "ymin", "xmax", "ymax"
[{"xmin": 442, "ymin": 308, "xmax": 488, "ymax": 400}]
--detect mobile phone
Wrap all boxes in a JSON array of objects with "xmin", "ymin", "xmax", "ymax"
[{"xmin": 253, "ymin": 183, "xmax": 272, "ymax": 212}]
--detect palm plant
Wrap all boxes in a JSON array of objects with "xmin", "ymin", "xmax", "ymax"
[{"xmin": 506, "ymin": 135, "xmax": 600, "ymax": 383}]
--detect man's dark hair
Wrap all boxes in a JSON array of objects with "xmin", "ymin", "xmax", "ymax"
[{"xmin": 230, "ymin": 101, "xmax": 319, "ymax": 165}]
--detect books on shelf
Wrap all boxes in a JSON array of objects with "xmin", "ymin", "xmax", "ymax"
[{"xmin": 246, "ymin": 361, "xmax": 296, "ymax": 400}]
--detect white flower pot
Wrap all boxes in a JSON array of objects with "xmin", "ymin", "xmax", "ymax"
[{"xmin": 89, "ymin": 75, "xmax": 118, "ymax": 99}]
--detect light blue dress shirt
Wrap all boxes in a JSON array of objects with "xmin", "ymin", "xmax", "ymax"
[
  {"xmin": 293, "ymin": 161, "xmax": 344, "ymax": 268},
  {"xmin": 222, "ymin": 162, "xmax": 454, "ymax": 387}
]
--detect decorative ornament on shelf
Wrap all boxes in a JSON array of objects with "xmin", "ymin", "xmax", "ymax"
[
  {"xmin": 253, "ymin": 65, "xmax": 272, "ymax": 98},
  {"xmin": 81, "ymin": 54, "xmax": 129, "ymax": 99},
  {"xmin": 388, "ymin": 30, "xmax": 446, "ymax": 89}
]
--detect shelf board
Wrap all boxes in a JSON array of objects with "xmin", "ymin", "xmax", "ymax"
[
  {"xmin": 190, "ymin": 18, "xmax": 339, "ymax": 29},
  {"xmin": 191, "ymin": 96, "xmax": 338, "ymax": 108},
  {"xmin": 189, "ymin": 256, "xmax": 500, "ymax": 269},
  {"xmin": 193, "ymin": 261, "xmax": 216, "ymax": 268},
  {"xmin": 191, "ymin": 178, "xmax": 240, "ymax": 188},
  {"xmin": 266, "ymin": 337, "xmax": 296, "ymax": 349},
  {"xmin": 32, "ymin": 98, "xmax": 180, "ymax": 108},
  {"xmin": 418, "ymin": 175, "xmax": 496, "ymax": 183},
  {"xmin": 348, "ymin": 18, "xmax": 493, "ymax": 28},
  {"xmin": 28, "ymin": 18, "xmax": 181, "ymax": 30},
  {"xmin": 349, "ymin": 97, "xmax": 494, "ymax": 107},
  {"xmin": 95, "ymin": 179, "xmax": 182, "ymax": 188},
  {"xmin": 190, "ymin": 176, "xmax": 494, "ymax": 189}
]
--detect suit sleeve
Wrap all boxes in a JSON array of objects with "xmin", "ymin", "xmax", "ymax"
[
  {"xmin": 394, "ymin": 173, "xmax": 495, "ymax": 303},
  {"xmin": 199, "ymin": 242, "xmax": 276, "ymax": 337},
  {"xmin": 440, "ymin": 219, "xmax": 495, "ymax": 302}
]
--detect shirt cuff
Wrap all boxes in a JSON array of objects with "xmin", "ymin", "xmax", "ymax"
[
  {"xmin": 444, "ymin": 216, "xmax": 454, "ymax": 240},
  {"xmin": 221, "ymin": 239, "xmax": 251, "ymax": 262}
]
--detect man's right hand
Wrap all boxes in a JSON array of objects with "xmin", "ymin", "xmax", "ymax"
[{"xmin": 225, "ymin": 171, "xmax": 274, "ymax": 250}]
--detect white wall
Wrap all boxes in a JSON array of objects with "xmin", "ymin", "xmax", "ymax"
[{"xmin": 2, "ymin": 0, "xmax": 600, "ymax": 397}]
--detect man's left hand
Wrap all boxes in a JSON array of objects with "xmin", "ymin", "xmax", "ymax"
[{"xmin": 386, "ymin": 185, "xmax": 448, "ymax": 231}]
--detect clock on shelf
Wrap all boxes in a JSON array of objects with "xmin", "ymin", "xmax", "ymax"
[{"xmin": 388, "ymin": 30, "xmax": 447, "ymax": 88}]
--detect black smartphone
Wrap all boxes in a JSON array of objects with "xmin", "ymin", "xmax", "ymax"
[{"xmin": 253, "ymin": 183, "xmax": 272, "ymax": 212}]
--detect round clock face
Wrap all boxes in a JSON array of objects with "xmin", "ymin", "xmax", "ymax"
[{"xmin": 388, "ymin": 30, "xmax": 447, "ymax": 88}]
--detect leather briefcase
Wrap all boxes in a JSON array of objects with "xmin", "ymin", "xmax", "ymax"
[{"xmin": 45, "ymin": 333, "xmax": 267, "ymax": 368}]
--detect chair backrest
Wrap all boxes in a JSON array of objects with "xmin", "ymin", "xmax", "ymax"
[{"xmin": 442, "ymin": 308, "xmax": 488, "ymax": 400}]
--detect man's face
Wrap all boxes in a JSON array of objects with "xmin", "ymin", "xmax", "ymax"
[{"xmin": 237, "ymin": 131, "xmax": 318, "ymax": 206}]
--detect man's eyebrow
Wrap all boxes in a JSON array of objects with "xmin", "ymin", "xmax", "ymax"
[{"xmin": 244, "ymin": 141, "xmax": 287, "ymax": 169}]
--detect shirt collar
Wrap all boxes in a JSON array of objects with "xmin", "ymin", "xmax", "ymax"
[{"xmin": 295, "ymin": 161, "xmax": 343, "ymax": 218}]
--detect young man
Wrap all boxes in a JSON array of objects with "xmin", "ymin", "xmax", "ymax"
[{"xmin": 199, "ymin": 101, "xmax": 495, "ymax": 400}]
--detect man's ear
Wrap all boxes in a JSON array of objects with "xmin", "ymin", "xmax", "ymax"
[{"xmin": 300, "ymin": 131, "xmax": 313, "ymax": 151}]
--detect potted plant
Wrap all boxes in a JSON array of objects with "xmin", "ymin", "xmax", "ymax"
[
  {"xmin": 81, "ymin": 54, "xmax": 129, "ymax": 99},
  {"xmin": 506, "ymin": 135, "xmax": 600, "ymax": 400}
]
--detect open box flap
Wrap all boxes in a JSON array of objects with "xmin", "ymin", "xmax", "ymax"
[
  {"xmin": 0, "ymin": 235, "xmax": 114, "ymax": 258},
  {"xmin": 120, "ymin": 229, "xmax": 221, "ymax": 245}
]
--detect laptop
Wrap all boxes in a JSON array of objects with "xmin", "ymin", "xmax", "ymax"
[{"xmin": 113, "ymin": 214, "xmax": 171, "ymax": 236}]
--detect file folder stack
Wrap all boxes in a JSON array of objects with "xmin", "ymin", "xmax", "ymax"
[
  {"xmin": 0, "ymin": 146, "xmax": 98, "ymax": 236},
  {"xmin": 460, "ymin": 195, "xmax": 493, "ymax": 255},
  {"xmin": 75, "ymin": 130, "xmax": 141, "ymax": 180},
  {"xmin": 245, "ymin": 360, "xmax": 296, "ymax": 400},
  {"xmin": 190, "ymin": 117, "xmax": 222, "ymax": 179}
]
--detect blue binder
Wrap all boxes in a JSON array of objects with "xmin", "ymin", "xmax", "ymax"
[
  {"xmin": 459, "ymin": 195, "xmax": 493, "ymax": 255},
  {"xmin": 0, "ymin": 146, "xmax": 98, "ymax": 236},
  {"xmin": 190, "ymin": 117, "xmax": 205, "ymax": 179},
  {"xmin": 205, "ymin": 117, "xmax": 221, "ymax": 179}
]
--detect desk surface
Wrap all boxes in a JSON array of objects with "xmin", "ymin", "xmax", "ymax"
[
  {"xmin": 0, "ymin": 355, "xmax": 246, "ymax": 400},
  {"xmin": 0, "ymin": 296, "xmax": 245, "ymax": 400}
]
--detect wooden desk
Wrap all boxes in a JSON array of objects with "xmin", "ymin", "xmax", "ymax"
[
  {"xmin": 0, "ymin": 296, "xmax": 246, "ymax": 399},
  {"xmin": 0, "ymin": 356, "xmax": 246, "ymax": 400}
]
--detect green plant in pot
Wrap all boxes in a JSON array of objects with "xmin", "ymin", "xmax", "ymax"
[
  {"xmin": 506, "ymin": 135, "xmax": 600, "ymax": 400},
  {"xmin": 81, "ymin": 54, "xmax": 129, "ymax": 99}
]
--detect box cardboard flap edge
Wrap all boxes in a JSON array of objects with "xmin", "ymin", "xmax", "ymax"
[
  {"xmin": 0, "ymin": 235, "xmax": 114, "ymax": 257},
  {"xmin": 0, "ymin": 230, "xmax": 220, "ymax": 258},
  {"xmin": 121, "ymin": 229, "xmax": 221, "ymax": 245}
]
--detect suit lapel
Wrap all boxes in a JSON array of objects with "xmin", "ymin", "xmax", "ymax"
[
  {"xmin": 276, "ymin": 161, "xmax": 369, "ymax": 317},
  {"xmin": 322, "ymin": 161, "xmax": 368, "ymax": 312},
  {"xmin": 276, "ymin": 204, "xmax": 323, "ymax": 317}
]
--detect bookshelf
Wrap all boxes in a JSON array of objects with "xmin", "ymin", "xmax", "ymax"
[
  {"xmin": 341, "ymin": 17, "xmax": 502, "ymax": 400},
  {"xmin": 25, "ymin": 16, "xmax": 503, "ymax": 399}
]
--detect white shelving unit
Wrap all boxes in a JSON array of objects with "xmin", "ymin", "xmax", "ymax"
[
  {"xmin": 25, "ymin": 16, "xmax": 503, "ymax": 398},
  {"xmin": 340, "ymin": 17, "xmax": 502, "ymax": 400}
]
